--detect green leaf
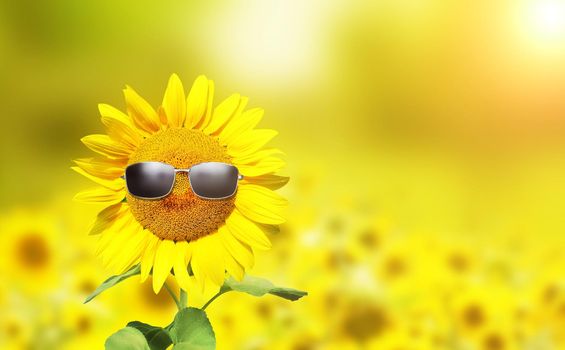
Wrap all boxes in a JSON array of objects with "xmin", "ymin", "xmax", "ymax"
[
  {"xmin": 105, "ymin": 327, "xmax": 151, "ymax": 350},
  {"xmin": 127, "ymin": 321, "xmax": 172, "ymax": 350},
  {"xmin": 169, "ymin": 308, "xmax": 215, "ymax": 350},
  {"xmin": 268, "ymin": 287, "xmax": 309, "ymax": 301},
  {"xmin": 85, "ymin": 264, "xmax": 141, "ymax": 303},
  {"xmin": 223, "ymin": 275, "xmax": 308, "ymax": 301}
]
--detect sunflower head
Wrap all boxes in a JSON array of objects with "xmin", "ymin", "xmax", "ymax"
[
  {"xmin": 0, "ymin": 210, "xmax": 62, "ymax": 294},
  {"xmin": 126, "ymin": 128, "xmax": 236, "ymax": 242},
  {"xmin": 74, "ymin": 74, "xmax": 288, "ymax": 296}
]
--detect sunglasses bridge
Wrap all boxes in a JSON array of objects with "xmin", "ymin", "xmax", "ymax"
[{"xmin": 172, "ymin": 168, "xmax": 244, "ymax": 180}]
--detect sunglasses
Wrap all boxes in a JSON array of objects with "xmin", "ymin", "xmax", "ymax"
[{"xmin": 123, "ymin": 161, "xmax": 243, "ymax": 200}]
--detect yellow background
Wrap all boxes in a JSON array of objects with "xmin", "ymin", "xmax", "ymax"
[{"xmin": 1, "ymin": 1, "xmax": 565, "ymax": 349}]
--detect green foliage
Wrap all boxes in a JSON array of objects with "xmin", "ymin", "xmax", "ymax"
[
  {"xmin": 169, "ymin": 308, "xmax": 216, "ymax": 350},
  {"xmin": 85, "ymin": 264, "xmax": 141, "ymax": 303},
  {"xmin": 100, "ymin": 273, "xmax": 306, "ymax": 349},
  {"xmin": 105, "ymin": 327, "xmax": 151, "ymax": 350},
  {"xmin": 127, "ymin": 321, "xmax": 173, "ymax": 350},
  {"xmin": 224, "ymin": 275, "xmax": 308, "ymax": 301}
]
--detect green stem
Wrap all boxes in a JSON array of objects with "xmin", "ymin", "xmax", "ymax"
[
  {"xmin": 164, "ymin": 281, "xmax": 182, "ymax": 310},
  {"xmin": 202, "ymin": 289, "xmax": 227, "ymax": 310},
  {"xmin": 179, "ymin": 289, "xmax": 188, "ymax": 309}
]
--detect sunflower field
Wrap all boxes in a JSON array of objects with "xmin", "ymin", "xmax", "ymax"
[{"xmin": 2, "ymin": 1, "xmax": 565, "ymax": 349}]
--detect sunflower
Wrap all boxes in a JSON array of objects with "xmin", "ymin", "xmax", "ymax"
[
  {"xmin": 0, "ymin": 209, "xmax": 63, "ymax": 295},
  {"xmin": 60, "ymin": 300, "xmax": 110, "ymax": 350},
  {"xmin": 0, "ymin": 310, "xmax": 31, "ymax": 350},
  {"xmin": 73, "ymin": 74, "xmax": 288, "ymax": 296}
]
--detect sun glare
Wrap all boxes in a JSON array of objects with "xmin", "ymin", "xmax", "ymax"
[{"xmin": 529, "ymin": 0, "xmax": 565, "ymax": 39}]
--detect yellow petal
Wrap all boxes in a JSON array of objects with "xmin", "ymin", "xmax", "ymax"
[
  {"xmin": 162, "ymin": 74, "xmax": 187, "ymax": 128},
  {"xmin": 140, "ymin": 234, "xmax": 160, "ymax": 282},
  {"xmin": 218, "ymin": 225, "xmax": 254, "ymax": 269},
  {"xmin": 195, "ymin": 79, "xmax": 215, "ymax": 130},
  {"xmin": 99, "ymin": 103, "xmax": 142, "ymax": 147},
  {"xmin": 73, "ymin": 158, "xmax": 125, "ymax": 180},
  {"xmin": 99, "ymin": 216, "xmax": 137, "ymax": 267},
  {"xmin": 186, "ymin": 276, "xmax": 221, "ymax": 308},
  {"xmin": 189, "ymin": 240, "xmax": 206, "ymax": 287},
  {"xmin": 190, "ymin": 235, "xmax": 225, "ymax": 287},
  {"xmin": 89, "ymin": 203, "xmax": 129, "ymax": 235},
  {"xmin": 202, "ymin": 277, "xmax": 221, "ymax": 301},
  {"xmin": 152, "ymin": 240, "xmax": 176, "ymax": 293},
  {"xmin": 183, "ymin": 277, "xmax": 203, "ymax": 307},
  {"xmin": 226, "ymin": 129, "xmax": 278, "ymax": 156},
  {"xmin": 96, "ymin": 230, "xmax": 113, "ymax": 258},
  {"xmin": 185, "ymin": 75, "xmax": 211, "ymax": 128},
  {"xmin": 203, "ymin": 93, "xmax": 243, "ymax": 135},
  {"xmin": 223, "ymin": 247, "xmax": 245, "ymax": 281},
  {"xmin": 241, "ymin": 174, "xmax": 289, "ymax": 190},
  {"xmin": 117, "ymin": 229, "xmax": 147, "ymax": 272},
  {"xmin": 96, "ymin": 214, "xmax": 132, "ymax": 255},
  {"xmin": 107, "ymin": 224, "xmax": 145, "ymax": 273},
  {"xmin": 232, "ymin": 148, "xmax": 284, "ymax": 165},
  {"xmin": 100, "ymin": 118, "xmax": 140, "ymax": 150},
  {"xmin": 98, "ymin": 103, "xmax": 132, "ymax": 125},
  {"xmin": 74, "ymin": 187, "xmax": 125, "ymax": 204},
  {"xmin": 71, "ymin": 166, "xmax": 124, "ymax": 191},
  {"xmin": 257, "ymin": 223, "xmax": 280, "ymax": 236},
  {"xmin": 235, "ymin": 185, "xmax": 287, "ymax": 225},
  {"xmin": 236, "ymin": 157, "xmax": 286, "ymax": 177},
  {"xmin": 100, "ymin": 234, "xmax": 129, "ymax": 268},
  {"xmin": 173, "ymin": 241, "xmax": 192, "ymax": 291},
  {"xmin": 219, "ymin": 107, "xmax": 262, "ymax": 145},
  {"xmin": 157, "ymin": 105, "xmax": 168, "ymax": 126},
  {"xmin": 81, "ymin": 134, "xmax": 132, "ymax": 159},
  {"xmin": 226, "ymin": 210, "xmax": 272, "ymax": 250},
  {"xmin": 124, "ymin": 86, "xmax": 160, "ymax": 134}
]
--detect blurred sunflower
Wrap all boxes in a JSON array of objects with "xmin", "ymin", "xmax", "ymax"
[
  {"xmin": 73, "ymin": 74, "xmax": 288, "ymax": 295},
  {"xmin": 450, "ymin": 284, "xmax": 517, "ymax": 338},
  {"xmin": 60, "ymin": 300, "xmax": 110, "ymax": 350},
  {"xmin": 0, "ymin": 310, "xmax": 30, "ymax": 350},
  {"xmin": 475, "ymin": 325, "xmax": 519, "ymax": 350},
  {"xmin": 0, "ymin": 210, "xmax": 63, "ymax": 294}
]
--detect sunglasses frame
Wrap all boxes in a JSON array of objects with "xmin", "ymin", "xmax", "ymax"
[{"xmin": 122, "ymin": 161, "xmax": 244, "ymax": 201}]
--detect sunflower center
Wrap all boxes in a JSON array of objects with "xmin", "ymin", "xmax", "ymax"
[
  {"xmin": 76, "ymin": 315, "xmax": 93, "ymax": 334},
  {"xmin": 15, "ymin": 233, "xmax": 50, "ymax": 270},
  {"xmin": 462, "ymin": 304, "xmax": 485, "ymax": 328},
  {"xmin": 127, "ymin": 128, "xmax": 235, "ymax": 242},
  {"xmin": 341, "ymin": 302, "xmax": 389, "ymax": 342}
]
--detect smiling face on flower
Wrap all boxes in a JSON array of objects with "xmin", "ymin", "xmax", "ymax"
[{"xmin": 74, "ymin": 74, "xmax": 288, "ymax": 294}]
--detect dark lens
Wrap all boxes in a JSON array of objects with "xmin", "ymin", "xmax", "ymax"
[
  {"xmin": 125, "ymin": 162, "xmax": 175, "ymax": 199},
  {"xmin": 189, "ymin": 162, "xmax": 239, "ymax": 199}
]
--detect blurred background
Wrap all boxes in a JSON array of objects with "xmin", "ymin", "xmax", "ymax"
[{"xmin": 1, "ymin": 0, "xmax": 565, "ymax": 348}]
